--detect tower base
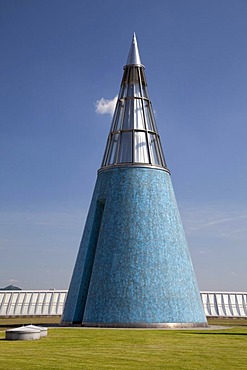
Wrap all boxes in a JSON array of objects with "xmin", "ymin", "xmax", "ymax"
[
  {"xmin": 60, "ymin": 321, "xmax": 208, "ymax": 328},
  {"xmin": 61, "ymin": 167, "xmax": 207, "ymax": 327}
]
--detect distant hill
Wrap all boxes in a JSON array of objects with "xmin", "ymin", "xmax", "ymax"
[{"xmin": 0, "ymin": 284, "xmax": 22, "ymax": 291}]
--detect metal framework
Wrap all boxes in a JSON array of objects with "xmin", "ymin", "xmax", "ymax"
[
  {"xmin": 0, "ymin": 290, "xmax": 246, "ymax": 317},
  {"xmin": 101, "ymin": 34, "xmax": 168, "ymax": 172}
]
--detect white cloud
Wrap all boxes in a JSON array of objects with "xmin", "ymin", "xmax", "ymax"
[
  {"xmin": 180, "ymin": 203, "xmax": 247, "ymax": 238},
  {"xmin": 95, "ymin": 95, "xmax": 118, "ymax": 116}
]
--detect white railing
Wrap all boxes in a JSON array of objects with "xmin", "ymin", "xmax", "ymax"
[
  {"xmin": 0, "ymin": 290, "xmax": 247, "ymax": 317},
  {"xmin": 0, "ymin": 290, "xmax": 67, "ymax": 316},
  {"xmin": 201, "ymin": 291, "xmax": 247, "ymax": 317}
]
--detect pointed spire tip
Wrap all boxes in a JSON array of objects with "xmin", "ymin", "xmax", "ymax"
[{"xmin": 126, "ymin": 33, "xmax": 143, "ymax": 67}]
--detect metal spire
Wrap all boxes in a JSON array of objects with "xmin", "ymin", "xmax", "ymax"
[
  {"xmin": 101, "ymin": 34, "xmax": 168, "ymax": 172},
  {"xmin": 126, "ymin": 33, "xmax": 143, "ymax": 66}
]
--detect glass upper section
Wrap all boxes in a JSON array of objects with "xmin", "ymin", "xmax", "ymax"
[{"xmin": 101, "ymin": 37, "xmax": 168, "ymax": 171}]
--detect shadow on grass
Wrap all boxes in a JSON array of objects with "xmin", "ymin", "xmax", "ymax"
[{"xmin": 183, "ymin": 332, "xmax": 247, "ymax": 336}]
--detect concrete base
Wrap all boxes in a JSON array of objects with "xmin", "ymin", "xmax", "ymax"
[
  {"xmin": 81, "ymin": 322, "xmax": 208, "ymax": 328},
  {"xmin": 60, "ymin": 321, "xmax": 208, "ymax": 328}
]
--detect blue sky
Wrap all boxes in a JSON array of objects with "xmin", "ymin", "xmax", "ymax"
[{"xmin": 1, "ymin": 0, "xmax": 247, "ymax": 290}]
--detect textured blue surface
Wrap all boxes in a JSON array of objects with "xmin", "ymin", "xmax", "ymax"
[{"xmin": 62, "ymin": 167, "xmax": 206, "ymax": 325}]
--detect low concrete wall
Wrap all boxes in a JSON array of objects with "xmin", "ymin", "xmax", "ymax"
[{"xmin": 0, "ymin": 290, "xmax": 246, "ymax": 318}]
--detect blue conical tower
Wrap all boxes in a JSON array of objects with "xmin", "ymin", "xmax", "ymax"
[{"xmin": 61, "ymin": 34, "xmax": 207, "ymax": 328}]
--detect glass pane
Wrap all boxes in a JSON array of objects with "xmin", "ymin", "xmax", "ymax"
[
  {"xmin": 134, "ymin": 131, "xmax": 149, "ymax": 163},
  {"xmin": 143, "ymin": 102, "xmax": 155, "ymax": 131},
  {"xmin": 121, "ymin": 68, "xmax": 129, "ymax": 85},
  {"xmin": 140, "ymin": 68, "xmax": 147, "ymax": 85},
  {"xmin": 149, "ymin": 105, "xmax": 158, "ymax": 132},
  {"xmin": 119, "ymin": 84, "xmax": 128, "ymax": 99},
  {"xmin": 133, "ymin": 83, "xmax": 142, "ymax": 97},
  {"xmin": 108, "ymin": 133, "xmax": 120, "ymax": 164},
  {"xmin": 141, "ymin": 85, "xmax": 148, "ymax": 99},
  {"xmin": 148, "ymin": 133, "xmax": 161, "ymax": 165},
  {"xmin": 118, "ymin": 132, "xmax": 132, "ymax": 163},
  {"xmin": 101, "ymin": 137, "xmax": 110, "ymax": 166},
  {"xmin": 113, "ymin": 102, "xmax": 124, "ymax": 131},
  {"xmin": 156, "ymin": 137, "xmax": 166, "ymax": 167},
  {"xmin": 122, "ymin": 99, "xmax": 134, "ymax": 130},
  {"xmin": 126, "ymin": 83, "xmax": 142, "ymax": 98},
  {"xmin": 112, "ymin": 103, "xmax": 120, "ymax": 131},
  {"xmin": 127, "ymin": 84, "xmax": 135, "ymax": 97},
  {"xmin": 134, "ymin": 99, "xmax": 145, "ymax": 129},
  {"xmin": 129, "ymin": 67, "xmax": 139, "ymax": 83}
]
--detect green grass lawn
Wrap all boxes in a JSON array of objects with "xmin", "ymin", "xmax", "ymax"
[
  {"xmin": 207, "ymin": 317, "xmax": 247, "ymax": 326},
  {"xmin": 0, "ymin": 315, "xmax": 61, "ymax": 329},
  {"xmin": 0, "ymin": 325, "xmax": 246, "ymax": 369}
]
